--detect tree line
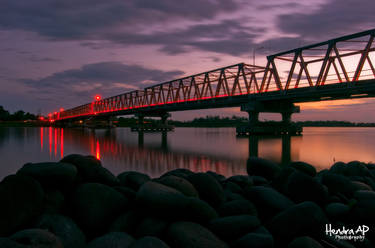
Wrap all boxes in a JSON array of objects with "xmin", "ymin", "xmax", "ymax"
[{"xmin": 0, "ymin": 106, "xmax": 37, "ymax": 121}]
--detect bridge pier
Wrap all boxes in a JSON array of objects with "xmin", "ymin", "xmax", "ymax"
[
  {"xmin": 237, "ymin": 101, "xmax": 302, "ymax": 135},
  {"xmin": 131, "ymin": 112, "xmax": 174, "ymax": 132}
]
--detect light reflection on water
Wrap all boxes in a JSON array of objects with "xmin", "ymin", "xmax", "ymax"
[{"xmin": 1, "ymin": 127, "xmax": 375, "ymax": 180}]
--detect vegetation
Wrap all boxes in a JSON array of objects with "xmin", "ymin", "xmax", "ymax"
[{"xmin": 0, "ymin": 106, "xmax": 37, "ymax": 121}]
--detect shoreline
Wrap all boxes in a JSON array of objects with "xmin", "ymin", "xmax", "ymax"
[{"xmin": 1, "ymin": 154, "xmax": 374, "ymax": 247}]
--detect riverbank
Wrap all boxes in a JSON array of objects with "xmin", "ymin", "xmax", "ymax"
[{"xmin": 1, "ymin": 155, "xmax": 374, "ymax": 247}]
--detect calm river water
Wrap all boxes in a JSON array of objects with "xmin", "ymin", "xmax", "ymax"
[{"xmin": 1, "ymin": 127, "xmax": 375, "ymax": 180}]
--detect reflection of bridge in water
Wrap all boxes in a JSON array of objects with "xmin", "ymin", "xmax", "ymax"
[{"xmin": 41, "ymin": 127, "xmax": 297, "ymax": 177}]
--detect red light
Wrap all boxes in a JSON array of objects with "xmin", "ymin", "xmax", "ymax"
[
  {"xmin": 95, "ymin": 95, "xmax": 101, "ymax": 101},
  {"xmin": 60, "ymin": 108, "xmax": 64, "ymax": 112}
]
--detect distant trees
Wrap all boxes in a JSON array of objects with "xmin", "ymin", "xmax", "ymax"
[{"xmin": 0, "ymin": 106, "xmax": 37, "ymax": 121}]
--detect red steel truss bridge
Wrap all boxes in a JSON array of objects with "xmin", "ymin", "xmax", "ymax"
[{"xmin": 51, "ymin": 29, "xmax": 375, "ymax": 129}]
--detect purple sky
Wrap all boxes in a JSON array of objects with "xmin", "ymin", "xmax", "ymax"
[{"xmin": 1, "ymin": 0, "xmax": 375, "ymax": 121}]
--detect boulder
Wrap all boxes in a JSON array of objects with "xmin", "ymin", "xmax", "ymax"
[
  {"xmin": 290, "ymin": 161, "xmax": 316, "ymax": 177},
  {"xmin": 350, "ymin": 199, "xmax": 375, "ymax": 225},
  {"xmin": 114, "ymin": 186, "xmax": 137, "ymax": 201},
  {"xmin": 227, "ymin": 175, "xmax": 253, "ymax": 189},
  {"xmin": 0, "ymin": 238, "xmax": 26, "ymax": 248},
  {"xmin": 87, "ymin": 232, "xmax": 135, "ymax": 248},
  {"xmin": 345, "ymin": 161, "xmax": 372, "ymax": 177},
  {"xmin": 247, "ymin": 157, "xmax": 280, "ymax": 180},
  {"xmin": 35, "ymin": 214, "xmax": 86, "ymax": 248},
  {"xmin": 0, "ymin": 174, "xmax": 44, "ymax": 236},
  {"xmin": 61, "ymin": 154, "xmax": 119, "ymax": 186},
  {"xmin": 17, "ymin": 162, "xmax": 77, "ymax": 189},
  {"xmin": 324, "ymin": 203, "xmax": 350, "ymax": 220},
  {"xmin": 109, "ymin": 211, "xmax": 141, "ymax": 235},
  {"xmin": 118, "ymin": 171, "xmax": 150, "ymax": 191},
  {"xmin": 167, "ymin": 221, "xmax": 228, "ymax": 248},
  {"xmin": 288, "ymin": 236, "xmax": 323, "ymax": 248},
  {"xmin": 231, "ymin": 232, "xmax": 274, "ymax": 248},
  {"xmin": 156, "ymin": 175, "xmax": 199, "ymax": 197},
  {"xmin": 187, "ymin": 173, "xmax": 226, "ymax": 207},
  {"xmin": 351, "ymin": 181, "xmax": 372, "ymax": 191},
  {"xmin": 223, "ymin": 181, "xmax": 243, "ymax": 194},
  {"xmin": 321, "ymin": 173, "xmax": 357, "ymax": 198},
  {"xmin": 70, "ymin": 183, "xmax": 128, "ymax": 237},
  {"xmin": 329, "ymin": 162, "xmax": 346, "ymax": 175},
  {"xmin": 184, "ymin": 197, "xmax": 218, "ymax": 223},
  {"xmin": 10, "ymin": 229, "xmax": 63, "ymax": 248},
  {"xmin": 354, "ymin": 190, "xmax": 375, "ymax": 201},
  {"xmin": 250, "ymin": 176, "xmax": 269, "ymax": 186},
  {"xmin": 217, "ymin": 199, "xmax": 257, "ymax": 217},
  {"xmin": 206, "ymin": 171, "xmax": 226, "ymax": 182},
  {"xmin": 161, "ymin": 168, "xmax": 194, "ymax": 179},
  {"xmin": 43, "ymin": 189, "xmax": 65, "ymax": 214},
  {"xmin": 135, "ymin": 217, "xmax": 168, "ymax": 238},
  {"xmin": 130, "ymin": 236, "xmax": 170, "ymax": 248}
]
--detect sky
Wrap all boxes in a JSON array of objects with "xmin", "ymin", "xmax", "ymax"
[{"xmin": 1, "ymin": 0, "xmax": 375, "ymax": 121}]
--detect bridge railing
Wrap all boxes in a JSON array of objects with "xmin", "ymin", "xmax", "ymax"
[{"xmin": 54, "ymin": 29, "xmax": 375, "ymax": 121}]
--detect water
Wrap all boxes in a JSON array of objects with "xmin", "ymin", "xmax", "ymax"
[{"xmin": 1, "ymin": 127, "xmax": 375, "ymax": 180}]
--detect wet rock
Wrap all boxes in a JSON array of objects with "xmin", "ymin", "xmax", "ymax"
[
  {"xmin": 227, "ymin": 175, "xmax": 253, "ymax": 188},
  {"xmin": 268, "ymin": 201, "xmax": 328, "ymax": 245},
  {"xmin": 167, "ymin": 221, "xmax": 228, "ymax": 248},
  {"xmin": 290, "ymin": 161, "xmax": 316, "ymax": 177},
  {"xmin": 118, "ymin": 171, "xmax": 150, "ymax": 191},
  {"xmin": 354, "ymin": 190, "xmax": 375, "ymax": 201},
  {"xmin": 135, "ymin": 217, "xmax": 168, "ymax": 238},
  {"xmin": 161, "ymin": 168, "xmax": 194, "ymax": 179},
  {"xmin": 35, "ymin": 214, "xmax": 86, "ymax": 248},
  {"xmin": 10, "ymin": 229, "xmax": 63, "ymax": 248},
  {"xmin": 345, "ymin": 161, "xmax": 372, "ymax": 177},
  {"xmin": 351, "ymin": 181, "xmax": 372, "ymax": 191},
  {"xmin": 156, "ymin": 175, "xmax": 199, "ymax": 197},
  {"xmin": 0, "ymin": 238, "xmax": 26, "ymax": 248},
  {"xmin": 71, "ymin": 183, "xmax": 128, "ymax": 236},
  {"xmin": 329, "ymin": 162, "xmax": 346, "ymax": 175},
  {"xmin": 251, "ymin": 176, "xmax": 269, "ymax": 186},
  {"xmin": 17, "ymin": 162, "xmax": 77, "ymax": 189},
  {"xmin": 109, "ymin": 211, "xmax": 141, "ymax": 234},
  {"xmin": 286, "ymin": 171, "xmax": 328, "ymax": 205},
  {"xmin": 223, "ymin": 181, "xmax": 243, "ymax": 194},
  {"xmin": 61, "ymin": 154, "xmax": 119, "ymax": 186},
  {"xmin": 184, "ymin": 197, "xmax": 218, "ymax": 223},
  {"xmin": 350, "ymin": 199, "xmax": 375, "ymax": 225},
  {"xmin": 87, "ymin": 232, "xmax": 135, "ymax": 248},
  {"xmin": 288, "ymin": 236, "xmax": 323, "ymax": 248},
  {"xmin": 247, "ymin": 157, "xmax": 280, "ymax": 180},
  {"xmin": 224, "ymin": 190, "xmax": 247, "ymax": 201},
  {"xmin": 325, "ymin": 203, "xmax": 350, "ymax": 220},
  {"xmin": 272, "ymin": 167, "xmax": 296, "ymax": 193},
  {"xmin": 43, "ymin": 189, "xmax": 65, "ymax": 214},
  {"xmin": 114, "ymin": 186, "xmax": 137, "ymax": 201},
  {"xmin": 244, "ymin": 186, "xmax": 294, "ymax": 221},
  {"xmin": 321, "ymin": 173, "xmax": 356, "ymax": 198},
  {"xmin": 130, "ymin": 236, "xmax": 170, "ymax": 248},
  {"xmin": 231, "ymin": 232, "xmax": 274, "ymax": 248},
  {"xmin": 217, "ymin": 199, "xmax": 257, "ymax": 217},
  {"xmin": 206, "ymin": 171, "xmax": 226, "ymax": 182},
  {"xmin": 187, "ymin": 173, "xmax": 226, "ymax": 207},
  {"xmin": 0, "ymin": 174, "xmax": 44, "ymax": 236},
  {"xmin": 209, "ymin": 215, "xmax": 261, "ymax": 241}
]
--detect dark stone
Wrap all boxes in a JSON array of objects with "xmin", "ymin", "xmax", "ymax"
[
  {"xmin": 0, "ymin": 174, "xmax": 44, "ymax": 236},
  {"xmin": 354, "ymin": 190, "xmax": 375, "ymax": 201},
  {"xmin": 109, "ymin": 211, "xmax": 141, "ymax": 234},
  {"xmin": 224, "ymin": 190, "xmax": 247, "ymax": 201},
  {"xmin": 10, "ymin": 229, "xmax": 63, "ymax": 248},
  {"xmin": 217, "ymin": 199, "xmax": 257, "ymax": 217},
  {"xmin": 156, "ymin": 175, "xmax": 199, "ymax": 197},
  {"xmin": 0, "ymin": 238, "xmax": 26, "ymax": 248},
  {"xmin": 268, "ymin": 201, "xmax": 328, "ymax": 245},
  {"xmin": 286, "ymin": 171, "xmax": 328, "ymax": 205},
  {"xmin": 184, "ymin": 197, "xmax": 218, "ymax": 223},
  {"xmin": 61, "ymin": 154, "xmax": 119, "ymax": 186},
  {"xmin": 351, "ymin": 181, "xmax": 372, "ymax": 191},
  {"xmin": 118, "ymin": 171, "xmax": 150, "ymax": 191},
  {"xmin": 321, "ymin": 173, "xmax": 357, "ymax": 198},
  {"xmin": 17, "ymin": 162, "xmax": 77, "ymax": 189},
  {"xmin": 325, "ymin": 203, "xmax": 350, "ymax": 220},
  {"xmin": 187, "ymin": 173, "xmax": 226, "ymax": 207},
  {"xmin": 130, "ymin": 236, "xmax": 170, "ymax": 248},
  {"xmin": 167, "ymin": 221, "xmax": 228, "ymax": 248},
  {"xmin": 71, "ymin": 183, "xmax": 128, "ymax": 237},
  {"xmin": 250, "ymin": 176, "xmax": 269, "ymax": 186},
  {"xmin": 43, "ymin": 189, "xmax": 65, "ymax": 214},
  {"xmin": 247, "ymin": 157, "xmax": 280, "ymax": 180},
  {"xmin": 209, "ymin": 215, "xmax": 261, "ymax": 241},
  {"xmin": 244, "ymin": 186, "xmax": 294, "ymax": 221},
  {"xmin": 231, "ymin": 232, "xmax": 274, "ymax": 248},
  {"xmin": 272, "ymin": 167, "xmax": 296, "ymax": 194},
  {"xmin": 350, "ymin": 199, "xmax": 375, "ymax": 225},
  {"xmin": 161, "ymin": 168, "xmax": 194, "ymax": 180},
  {"xmin": 35, "ymin": 214, "xmax": 86, "ymax": 248},
  {"xmin": 223, "ymin": 181, "xmax": 243, "ymax": 194},
  {"xmin": 87, "ymin": 232, "xmax": 135, "ymax": 248},
  {"xmin": 227, "ymin": 175, "xmax": 253, "ymax": 188},
  {"xmin": 114, "ymin": 186, "xmax": 137, "ymax": 200},
  {"xmin": 288, "ymin": 236, "xmax": 323, "ymax": 248},
  {"xmin": 345, "ymin": 161, "xmax": 372, "ymax": 177},
  {"xmin": 290, "ymin": 161, "xmax": 316, "ymax": 177},
  {"xmin": 206, "ymin": 171, "xmax": 226, "ymax": 182},
  {"xmin": 135, "ymin": 217, "xmax": 168, "ymax": 238},
  {"xmin": 329, "ymin": 162, "xmax": 346, "ymax": 175}
]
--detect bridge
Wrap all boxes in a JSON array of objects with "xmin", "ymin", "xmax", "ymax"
[{"xmin": 50, "ymin": 29, "xmax": 375, "ymax": 134}]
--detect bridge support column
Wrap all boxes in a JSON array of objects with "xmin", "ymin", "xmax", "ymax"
[
  {"xmin": 237, "ymin": 101, "xmax": 302, "ymax": 135},
  {"xmin": 132, "ymin": 112, "xmax": 174, "ymax": 132}
]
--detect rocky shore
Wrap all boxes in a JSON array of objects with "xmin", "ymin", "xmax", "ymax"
[{"xmin": 1, "ymin": 154, "xmax": 375, "ymax": 247}]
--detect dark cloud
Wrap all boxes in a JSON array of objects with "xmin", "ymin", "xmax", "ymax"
[
  {"xmin": 277, "ymin": 0, "xmax": 375, "ymax": 41},
  {"xmin": 20, "ymin": 62, "xmax": 184, "ymax": 108}
]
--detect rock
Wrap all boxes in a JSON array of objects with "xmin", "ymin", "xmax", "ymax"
[
  {"xmin": 223, "ymin": 181, "xmax": 243, "ymax": 194},
  {"xmin": 345, "ymin": 161, "xmax": 372, "ymax": 177},
  {"xmin": 250, "ymin": 176, "xmax": 269, "ymax": 186},
  {"xmin": 286, "ymin": 171, "xmax": 328, "ymax": 205},
  {"xmin": 350, "ymin": 199, "xmax": 375, "ymax": 225},
  {"xmin": 43, "ymin": 189, "xmax": 65, "ymax": 214},
  {"xmin": 351, "ymin": 181, "xmax": 372, "ymax": 191},
  {"xmin": 35, "ymin": 214, "xmax": 86, "ymax": 248},
  {"xmin": 109, "ymin": 211, "xmax": 141, "ymax": 234},
  {"xmin": 247, "ymin": 157, "xmax": 280, "ymax": 180},
  {"xmin": 290, "ymin": 161, "xmax": 316, "ymax": 177},
  {"xmin": 71, "ymin": 183, "xmax": 128, "ymax": 237},
  {"xmin": 321, "ymin": 173, "xmax": 356, "ymax": 198},
  {"xmin": 135, "ymin": 217, "xmax": 168, "ymax": 238},
  {"xmin": 217, "ymin": 199, "xmax": 258, "ymax": 217},
  {"xmin": 10, "ymin": 229, "xmax": 63, "ymax": 248},
  {"xmin": 244, "ymin": 186, "xmax": 294, "ymax": 221},
  {"xmin": 118, "ymin": 171, "xmax": 150, "ymax": 191},
  {"xmin": 209, "ymin": 215, "xmax": 261, "ymax": 241},
  {"xmin": 325, "ymin": 203, "xmax": 350, "ymax": 220},
  {"xmin": 87, "ymin": 232, "xmax": 135, "ymax": 248},
  {"xmin": 61, "ymin": 154, "xmax": 119, "ymax": 186},
  {"xmin": 231, "ymin": 232, "xmax": 274, "ymax": 248},
  {"xmin": 206, "ymin": 171, "xmax": 226, "ymax": 182},
  {"xmin": 114, "ymin": 186, "xmax": 137, "ymax": 201},
  {"xmin": 167, "ymin": 221, "xmax": 228, "ymax": 248},
  {"xmin": 130, "ymin": 236, "xmax": 170, "ymax": 248},
  {"xmin": 354, "ymin": 190, "xmax": 375, "ymax": 201},
  {"xmin": 224, "ymin": 190, "xmax": 247, "ymax": 201},
  {"xmin": 272, "ymin": 167, "xmax": 296, "ymax": 193},
  {"xmin": 288, "ymin": 236, "xmax": 323, "ymax": 248},
  {"xmin": 161, "ymin": 168, "xmax": 194, "ymax": 179},
  {"xmin": 136, "ymin": 181, "xmax": 189, "ymax": 218},
  {"xmin": 227, "ymin": 175, "xmax": 253, "ymax": 188},
  {"xmin": 187, "ymin": 173, "xmax": 226, "ymax": 207},
  {"xmin": 184, "ymin": 197, "xmax": 218, "ymax": 223},
  {"xmin": 268, "ymin": 201, "xmax": 328, "ymax": 245},
  {"xmin": 17, "ymin": 162, "xmax": 77, "ymax": 189},
  {"xmin": 329, "ymin": 162, "xmax": 346, "ymax": 175},
  {"xmin": 0, "ymin": 238, "xmax": 26, "ymax": 248},
  {"xmin": 0, "ymin": 174, "xmax": 44, "ymax": 236},
  {"xmin": 156, "ymin": 175, "xmax": 199, "ymax": 197}
]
